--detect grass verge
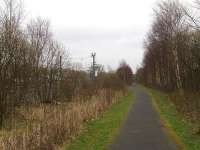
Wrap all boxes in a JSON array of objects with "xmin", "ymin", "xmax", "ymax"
[
  {"xmin": 65, "ymin": 90, "xmax": 134, "ymax": 150},
  {"xmin": 147, "ymin": 88, "xmax": 200, "ymax": 150}
]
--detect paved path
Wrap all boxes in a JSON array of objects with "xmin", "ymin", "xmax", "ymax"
[{"xmin": 110, "ymin": 84, "xmax": 178, "ymax": 150}]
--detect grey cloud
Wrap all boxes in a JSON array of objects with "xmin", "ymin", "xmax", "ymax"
[{"xmin": 53, "ymin": 27, "xmax": 146, "ymax": 72}]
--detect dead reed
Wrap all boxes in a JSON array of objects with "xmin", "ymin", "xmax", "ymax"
[{"xmin": 0, "ymin": 89, "xmax": 124, "ymax": 150}]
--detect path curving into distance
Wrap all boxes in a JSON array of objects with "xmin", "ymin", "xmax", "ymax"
[{"xmin": 110, "ymin": 84, "xmax": 178, "ymax": 150}]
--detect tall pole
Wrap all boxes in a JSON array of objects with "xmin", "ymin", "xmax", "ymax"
[
  {"xmin": 91, "ymin": 52, "xmax": 96, "ymax": 80},
  {"xmin": 60, "ymin": 55, "xmax": 62, "ymax": 79},
  {"xmin": 59, "ymin": 55, "xmax": 62, "ymax": 98}
]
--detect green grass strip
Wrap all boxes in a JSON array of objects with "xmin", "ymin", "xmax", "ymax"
[
  {"xmin": 65, "ymin": 90, "xmax": 134, "ymax": 150},
  {"xmin": 147, "ymin": 88, "xmax": 200, "ymax": 150}
]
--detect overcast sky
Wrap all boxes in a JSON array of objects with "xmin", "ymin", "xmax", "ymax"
[{"xmin": 24, "ymin": 0, "xmax": 190, "ymax": 72}]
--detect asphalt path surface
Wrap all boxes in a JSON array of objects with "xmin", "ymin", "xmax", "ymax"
[{"xmin": 110, "ymin": 84, "xmax": 178, "ymax": 150}]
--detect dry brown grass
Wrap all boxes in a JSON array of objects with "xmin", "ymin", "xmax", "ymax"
[
  {"xmin": 0, "ymin": 89, "xmax": 124, "ymax": 150},
  {"xmin": 170, "ymin": 91, "xmax": 200, "ymax": 134}
]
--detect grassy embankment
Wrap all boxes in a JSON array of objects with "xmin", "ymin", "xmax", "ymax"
[
  {"xmin": 147, "ymin": 88, "xmax": 200, "ymax": 150},
  {"xmin": 65, "ymin": 90, "xmax": 134, "ymax": 150}
]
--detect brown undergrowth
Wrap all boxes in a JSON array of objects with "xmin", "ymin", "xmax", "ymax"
[
  {"xmin": 0, "ymin": 89, "xmax": 125, "ymax": 150},
  {"xmin": 170, "ymin": 91, "xmax": 200, "ymax": 134}
]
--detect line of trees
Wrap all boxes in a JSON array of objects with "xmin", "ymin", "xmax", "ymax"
[
  {"xmin": 136, "ymin": 0, "xmax": 200, "ymax": 92},
  {"xmin": 135, "ymin": 0, "xmax": 200, "ymax": 126},
  {"xmin": 0, "ymin": 0, "xmax": 69, "ymax": 125},
  {"xmin": 0, "ymin": 0, "xmax": 133, "ymax": 128},
  {"xmin": 117, "ymin": 61, "xmax": 133, "ymax": 85}
]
